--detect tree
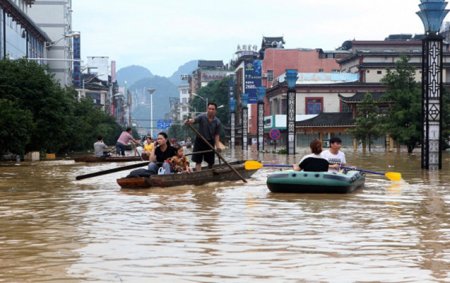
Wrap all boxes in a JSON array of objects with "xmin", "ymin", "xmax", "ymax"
[
  {"xmin": 349, "ymin": 93, "xmax": 383, "ymax": 151},
  {"xmin": 190, "ymin": 78, "xmax": 231, "ymax": 140},
  {"xmin": 0, "ymin": 59, "xmax": 121, "ymax": 155},
  {"xmin": 381, "ymin": 56, "xmax": 421, "ymax": 153},
  {"xmin": 0, "ymin": 99, "xmax": 34, "ymax": 156}
]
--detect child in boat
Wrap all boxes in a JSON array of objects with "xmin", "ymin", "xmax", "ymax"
[
  {"xmin": 293, "ymin": 139, "xmax": 329, "ymax": 172},
  {"xmin": 165, "ymin": 144, "xmax": 192, "ymax": 174}
]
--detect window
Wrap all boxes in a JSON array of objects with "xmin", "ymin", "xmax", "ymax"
[
  {"xmin": 318, "ymin": 68, "xmax": 324, "ymax": 72},
  {"xmin": 340, "ymin": 102, "xmax": 351, "ymax": 113},
  {"xmin": 267, "ymin": 70, "xmax": 273, "ymax": 82},
  {"xmin": 305, "ymin": 97, "xmax": 323, "ymax": 114},
  {"xmin": 377, "ymin": 70, "xmax": 382, "ymax": 75}
]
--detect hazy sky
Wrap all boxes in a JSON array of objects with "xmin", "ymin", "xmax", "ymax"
[{"xmin": 73, "ymin": 0, "xmax": 431, "ymax": 77}]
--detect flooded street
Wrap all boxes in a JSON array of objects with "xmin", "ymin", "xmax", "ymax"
[{"xmin": 0, "ymin": 150, "xmax": 449, "ymax": 282}]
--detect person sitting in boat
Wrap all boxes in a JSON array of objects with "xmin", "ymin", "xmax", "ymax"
[
  {"xmin": 321, "ymin": 136, "xmax": 347, "ymax": 172},
  {"xmin": 148, "ymin": 132, "xmax": 177, "ymax": 175},
  {"xmin": 94, "ymin": 136, "xmax": 111, "ymax": 157},
  {"xmin": 165, "ymin": 144, "xmax": 192, "ymax": 174},
  {"xmin": 293, "ymin": 139, "xmax": 329, "ymax": 172},
  {"xmin": 116, "ymin": 127, "xmax": 141, "ymax": 156},
  {"xmin": 140, "ymin": 136, "xmax": 154, "ymax": 159}
]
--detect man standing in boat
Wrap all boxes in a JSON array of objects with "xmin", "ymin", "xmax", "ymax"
[
  {"xmin": 321, "ymin": 136, "xmax": 347, "ymax": 171},
  {"xmin": 185, "ymin": 102, "xmax": 223, "ymax": 171}
]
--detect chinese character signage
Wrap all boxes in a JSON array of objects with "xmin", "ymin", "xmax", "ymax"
[{"xmin": 244, "ymin": 60, "xmax": 262, "ymax": 104}]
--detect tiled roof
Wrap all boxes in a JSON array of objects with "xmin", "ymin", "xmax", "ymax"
[
  {"xmin": 296, "ymin": 112, "xmax": 354, "ymax": 128},
  {"xmin": 198, "ymin": 60, "xmax": 224, "ymax": 68},
  {"xmin": 339, "ymin": 92, "xmax": 386, "ymax": 103}
]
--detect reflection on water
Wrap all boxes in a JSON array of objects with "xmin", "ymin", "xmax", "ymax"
[{"xmin": 0, "ymin": 150, "xmax": 449, "ymax": 282}]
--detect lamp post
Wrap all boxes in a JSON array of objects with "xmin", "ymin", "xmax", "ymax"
[
  {"xmin": 241, "ymin": 93, "xmax": 249, "ymax": 151},
  {"xmin": 417, "ymin": 0, "xmax": 448, "ymax": 170},
  {"xmin": 192, "ymin": 93, "xmax": 208, "ymax": 111},
  {"xmin": 285, "ymin": 69, "xmax": 298, "ymax": 155},
  {"xmin": 230, "ymin": 97, "xmax": 236, "ymax": 149},
  {"xmin": 257, "ymin": 86, "xmax": 266, "ymax": 152},
  {"xmin": 147, "ymin": 88, "xmax": 156, "ymax": 137}
]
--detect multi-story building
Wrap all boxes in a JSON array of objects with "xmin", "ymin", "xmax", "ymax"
[
  {"xmin": 178, "ymin": 84, "xmax": 190, "ymax": 121},
  {"xmin": 27, "ymin": 0, "xmax": 74, "ymax": 86},
  {"xmin": 0, "ymin": 0, "xmax": 50, "ymax": 61},
  {"xmin": 188, "ymin": 60, "xmax": 232, "ymax": 96}
]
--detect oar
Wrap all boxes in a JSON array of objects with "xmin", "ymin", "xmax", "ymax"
[
  {"xmin": 75, "ymin": 150, "xmax": 213, "ymax": 180},
  {"xmin": 187, "ymin": 124, "xmax": 247, "ymax": 183},
  {"xmin": 244, "ymin": 161, "xmax": 402, "ymax": 182},
  {"xmin": 75, "ymin": 161, "xmax": 150, "ymax": 180},
  {"xmin": 341, "ymin": 166, "xmax": 402, "ymax": 181},
  {"xmin": 244, "ymin": 160, "xmax": 290, "ymax": 170}
]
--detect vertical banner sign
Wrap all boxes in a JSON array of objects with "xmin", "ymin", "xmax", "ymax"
[
  {"xmin": 230, "ymin": 113, "xmax": 235, "ymax": 149},
  {"xmin": 242, "ymin": 107, "xmax": 248, "ymax": 151},
  {"xmin": 72, "ymin": 35, "xmax": 81, "ymax": 88},
  {"xmin": 257, "ymin": 102, "xmax": 264, "ymax": 151},
  {"xmin": 244, "ymin": 60, "xmax": 262, "ymax": 104},
  {"xmin": 287, "ymin": 90, "xmax": 296, "ymax": 155}
]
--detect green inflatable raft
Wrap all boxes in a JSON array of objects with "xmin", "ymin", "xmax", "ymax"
[{"xmin": 266, "ymin": 170, "xmax": 365, "ymax": 194}]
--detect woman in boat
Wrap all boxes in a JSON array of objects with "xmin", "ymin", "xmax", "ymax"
[
  {"xmin": 148, "ymin": 132, "xmax": 177, "ymax": 175},
  {"xmin": 165, "ymin": 144, "xmax": 192, "ymax": 174},
  {"xmin": 115, "ymin": 127, "xmax": 141, "ymax": 156},
  {"xmin": 293, "ymin": 139, "xmax": 329, "ymax": 172}
]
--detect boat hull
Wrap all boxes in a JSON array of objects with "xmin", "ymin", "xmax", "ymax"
[
  {"xmin": 267, "ymin": 170, "xmax": 365, "ymax": 194},
  {"xmin": 117, "ymin": 161, "xmax": 257, "ymax": 189},
  {"xmin": 74, "ymin": 156, "xmax": 143, "ymax": 163}
]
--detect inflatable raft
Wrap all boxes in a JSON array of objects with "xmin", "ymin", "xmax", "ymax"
[{"xmin": 267, "ymin": 170, "xmax": 365, "ymax": 194}]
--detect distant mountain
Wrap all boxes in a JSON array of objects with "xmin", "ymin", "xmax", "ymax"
[
  {"xmin": 128, "ymin": 76, "xmax": 179, "ymax": 133},
  {"xmin": 168, "ymin": 60, "xmax": 198, "ymax": 86},
  {"xmin": 116, "ymin": 65, "xmax": 153, "ymax": 86}
]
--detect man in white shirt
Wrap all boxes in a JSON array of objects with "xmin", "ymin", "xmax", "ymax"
[{"xmin": 321, "ymin": 137, "xmax": 346, "ymax": 171}]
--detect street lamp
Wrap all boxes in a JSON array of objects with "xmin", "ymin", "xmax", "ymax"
[
  {"xmin": 147, "ymin": 88, "xmax": 156, "ymax": 137},
  {"xmin": 192, "ymin": 93, "xmax": 208, "ymax": 110},
  {"xmin": 417, "ymin": 0, "xmax": 449, "ymax": 170},
  {"xmin": 45, "ymin": 31, "xmax": 80, "ymax": 48},
  {"xmin": 285, "ymin": 69, "xmax": 298, "ymax": 155}
]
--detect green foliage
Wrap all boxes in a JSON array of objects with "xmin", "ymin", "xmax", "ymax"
[
  {"xmin": 0, "ymin": 99, "xmax": 34, "ymax": 155},
  {"xmin": 381, "ymin": 56, "xmax": 421, "ymax": 153},
  {"xmin": 190, "ymin": 77, "xmax": 231, "ymax": 140},
  {"xmin": 0, "ymin": 59, "xmax": 121, "ymax": 155},
  {"xmin": 349, "ymin": 93, "xmax": 383, "ymax": 151},
  {"xmin": 192, "ymin": 78, "xmax": 230, "ymax": 126}
]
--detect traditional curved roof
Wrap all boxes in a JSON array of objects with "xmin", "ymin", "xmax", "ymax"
[
  {"xmin": 339, "ymin": 92, "xmax": 386, "ymax": 103},
  {"xmin": 296, "ymin": 112, "xmax": 354, "ymax": 128}
]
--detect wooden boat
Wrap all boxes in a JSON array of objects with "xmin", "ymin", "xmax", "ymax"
[
  {"xmin": 117, "ymin": 161, "xmax": 257, "ymax": 189},
  {"xmin": 74, "ymin": 155, "xmax": 143, "ymax": 163},
  {"xmin": 267, "ymin": 170, "xmax": 365, "ymax": 194}
]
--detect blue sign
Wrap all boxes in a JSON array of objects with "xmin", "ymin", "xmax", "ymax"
[
  {"xmin": 157, "ymin": 119, "xmax": 172, "ymax": 130},
  {"xmin": 72, "ymin": 35, "xmax": 81, "ymax": 88},
  {"xmin": 244, "ymin": 60, "xmax": 262, "ymax": 104}
]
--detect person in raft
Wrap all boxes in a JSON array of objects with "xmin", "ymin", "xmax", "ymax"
[
  {"xmin": 165, "ymin": 144, "xmax": 192, "ymax": 174},
  {"xmin": 115, "ymin": 127, "xmax": 141, "ymax": 156},
  {"xmin": 321, "ymin": 136, "xmax": 347, "ymax": 172},
  {"xmin": 293, "ymin": 139, "xmax": 329, "ymax": 172}
]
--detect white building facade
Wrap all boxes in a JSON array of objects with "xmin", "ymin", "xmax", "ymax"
[{"xmin": 27, "ymin": 0, "xmax": 74, "ymax": 86}]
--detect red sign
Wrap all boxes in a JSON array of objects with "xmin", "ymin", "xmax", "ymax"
[{"xmin": 269, "ymin": 128, "xmax": 281, "ymax": 140}]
